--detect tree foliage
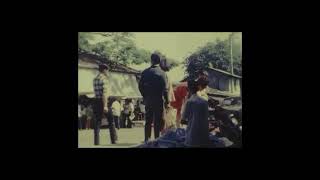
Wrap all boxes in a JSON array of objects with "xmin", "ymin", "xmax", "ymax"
[
  {"xmin": 185, "ymin": 37, "xmax": 242, "ymax": 79},
  {"xmin": 78, "ymin": 32, "xmax": 151, "ymax": 65}
]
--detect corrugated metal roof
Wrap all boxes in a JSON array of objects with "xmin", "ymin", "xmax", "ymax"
[
  {"xmin": 78, "ymin": 52, "xmax": 141, "ymax": 75},
  {"xmin": 207, "ymin": 67, "xmax": 242, "ymax": 79},
  {"xmin": 206, "ymin": 87, "xmax": 240, "ymax": 97}
]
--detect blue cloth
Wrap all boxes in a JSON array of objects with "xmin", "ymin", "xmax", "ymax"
[
  {"xmin": 209, "ymin": 134, "xmax": 233, "ymax": 147},
  {"xmin": 156, "ymin": 128, "xmax": 184, "ymax": 148},
  {"xmin": 136, "ymin": 128, "xmax": 233, "ymax": 148},
  {"xmin": 136, "ymin": 128, "xmax": 187, "ymax": 148}
]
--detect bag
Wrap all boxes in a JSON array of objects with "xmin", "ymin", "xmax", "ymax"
[
  {"xmin": 129, "ymin": 113, "xmax": 135, "ymax": 121},
  {"xmin": 163, "ymin": 107, "xmax": 177, "ymax": 130}
]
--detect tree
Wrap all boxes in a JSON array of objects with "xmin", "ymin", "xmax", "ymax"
[
  {"xmin": 79, "ymin": 32, "xmax": 95, "ymax": 52},
  {"xmin": 185, "ymin": 37, "xmax": 242, "ymax": 78},
  {"xmin": 91, "ymin": 42, "xmax": 106, "ymax": 57},
  {"xmin": 132, "ymin": 48, "xmax": 151, "ymax": 64},
  {"xmin": 79, "ymin": 32, "xmax": 152, "ymax": 65},
  {"xmin": 97, "ymin": 32, "xmax": 134, "ymax": 38}
]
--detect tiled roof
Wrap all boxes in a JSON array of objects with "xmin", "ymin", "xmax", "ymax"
[{"xmin": 78, "ymin": 52, "xmax": 141, "ymax": 75}]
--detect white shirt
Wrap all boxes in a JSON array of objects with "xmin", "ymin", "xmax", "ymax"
[
  {"xmin": 139, "ymin": 104, "xmax": 145, "ymax": 113},
  {"xmin": 80, "ymin": 107, "xmax": 86, "ymax": 116},
  {"xmin": 129, "ymin": 103, "xmax": 134, "ymax": 112},
  {"xmin": 78, "ymin": 105, "xmax": 81, "ymax": 118},
  {"xmin": 111, "ymin": 101, "xmax": 121, "ymax": 117}
]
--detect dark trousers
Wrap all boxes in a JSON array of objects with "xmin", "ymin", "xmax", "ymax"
[
  {"xmin": 141, "ymin": 113, "xmax": 145, "ymax": 121},
  {"xmin": 93, "ymin": 120, "xmax": 101, "ymax": 145},
  {"xmin": 78, "ymin": 117, "xmax": 82, "ymax": 129},
  {"xmin": 120, "ymin": 113, "xmax": 125, "ymax": 128},
  {"xmin": 144, "ymin": 102, "xmax": 164, "ymax": 142},
  {"xmin": 107, "ymin": 113, "xmax": 118, "ymax": 143},
  {"xmin": 123, "ymin": 113, "xmax": 132, "ymax": 128},
  {"xmin": 81, "ymin": 116, "xmax": 87, "ymax": 129},
  {"xmin": 86, "ymin": 118, "xmax": 91, "ymax": 129},
  {"xmin": 113, "ymin": 116, "xmax": 120, "ymax": 129},
  {"xmin": 93, "ymin": 98, "xmax": 117, "ymax": 145},
  {"xmin": 90, "ymin": 118, "xmax": 94, "ymax": 129}
]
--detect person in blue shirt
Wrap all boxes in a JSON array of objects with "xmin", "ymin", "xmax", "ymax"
[{"xmin": 181, "ymin": 73, "xmax": 210, "ymax": 147}]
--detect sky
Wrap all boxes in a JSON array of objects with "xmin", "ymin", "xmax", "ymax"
[
  {"xmin": 87, "ymin": 32, "xmax": 241, "ymax": 82},
  {"xmin": 133, "ymin": 32, "xmax": 233, "ymax": 62},
  {"xmin": 88, "ymin": 32, "xmax": 239, "ymax": 63},
  {"xmin": 131, "ymin": 32, "xmax": 241, "ymax": 82}
]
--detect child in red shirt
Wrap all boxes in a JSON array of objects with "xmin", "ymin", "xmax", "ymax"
[{"xmin": 170, "ymin": 82, "xmax": 188, "ymax": 128}]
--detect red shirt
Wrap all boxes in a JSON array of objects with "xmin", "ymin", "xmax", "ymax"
[{"xmin": 170, "ymin": 82, "xmax": 188, "ymax": 110}]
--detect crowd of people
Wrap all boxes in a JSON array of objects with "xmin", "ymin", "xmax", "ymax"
[
  {"xmin": 79, "ymin": 51, "xmax": 242, "ymax": 147},
  {"xmin": 78, "ymin": 98, "xmax": 146, "ymax": 130},
  {"xmin": 78, "ymin": 104, "xmax": 93, "ymax": 130}
]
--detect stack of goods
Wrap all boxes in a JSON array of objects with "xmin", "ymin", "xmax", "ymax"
[
  {"xmin": 136, "ymin": 128, "xmax": 186, "ymax": 148},
  {"xmin": 136, "ymin": 128, "xmax": 234, "ymax": 148},
  {"xmin": 209, "ymin": 132, "xmax": 234, "ymax": 147}
]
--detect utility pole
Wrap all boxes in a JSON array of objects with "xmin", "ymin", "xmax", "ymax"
[
  {"xmin": 230, "ymin": 32, "xmax": 234, "ymax": 93},
  {"xmin": 230, "ymin": 32, "xmax": 234, "ymax": 75}
]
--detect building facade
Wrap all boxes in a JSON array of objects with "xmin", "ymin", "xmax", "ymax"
[
  {"xmin": 78, "ymin": 52, "xmax": 142, "ymax": 99},
  {"xmin": 206, "ymin": 67, "xmax": 242, "ymax": 96}
]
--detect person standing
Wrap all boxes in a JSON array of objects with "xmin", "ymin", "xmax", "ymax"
[
  {"xmin": 160, "ymin": 57, "xmax": 176, "ymax": 134},
  {"xmin": 139, "ymin": 100, "xmax": 145, "ymax": 121},
  {"xmin": 78, "ymin": 104, "xmax": 82, "ymax": 130},
  {"xmin": 128, "ymin": 99, "xmax": 134, "ymax": 128},
  {"xmin": 119, "ymin": 99, "xmax": 125, "ymax": 128},
  {"xmin": 106, "ymin": 97, "xmax": 118, "ymax": 143},
  {"xmin": 171, "ymin": 82, "xmax": 188, "ymax": 128},
  {"xmin": 134, "ymin": 101, "xmax": 141, "ymax": 121},
  {"xmin": 123, "ymin": 99, "xmax": 130, "ymax": 128},
  {"xmin": 160, "ymin": 57, "xmax": 176, "ymax": 103},
  {"xmin": 123, "ymin": 99, "xmax": 134, "ymax": 128},
  {"xmin": 139, "ymin": 52, "xmax": 169, "ymax": 142},
  {"xmin": 86, "ymin": 104, "xmax": 93, "ymax": 129},
  {"xmin": 92, "ymin": 64, "xmax": 117, "ymax": 145},
  {"xmin": 81, "ymin": 105, "xmax": 87, "ymax": 130},
  {"xmin": 111, "ymin": 97, "xmax": 121, "ymax": 130}
]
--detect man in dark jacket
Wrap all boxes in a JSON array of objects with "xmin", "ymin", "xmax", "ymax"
[{"xmin": 139, "ymin": 52, "xmax": 169, "ymax": 142}]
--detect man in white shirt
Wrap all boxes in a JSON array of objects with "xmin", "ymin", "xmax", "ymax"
[
  {"xmin": 78, "ymin": 104, "xmax": 82, "ymax": 130},
  {"xmin": 128, "ymin": 100, "xmax": 135, "ymax": 128},
  {"xmin": 123, "ymin": 99, "xmax": 134, "ymax": 128},
  {"xmin": 139, "ymin": 100, "xmax": 145, "ymax": 120},
  {"xmin": 112, "ymin": 98, "xmax": 121, "ymax": 130},
  {"xmin": 80, "ymin": 106, "xmax": 87, "ymax": 130}
]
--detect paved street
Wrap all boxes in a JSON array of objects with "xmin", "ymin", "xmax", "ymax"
[{"xmin": 78, "ymin": 127, "xmax": 155, "ymax": 148}]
